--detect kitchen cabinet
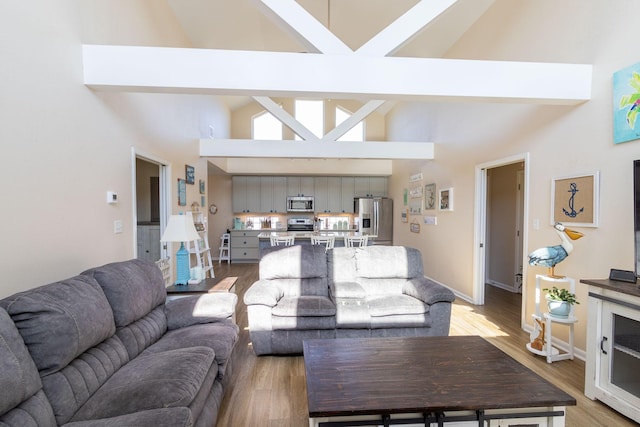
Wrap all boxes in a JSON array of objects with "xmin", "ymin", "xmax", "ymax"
[
  {"xmin": 582, "ymin": 279, "xmax": 640, "ymax": 423},
  {"xmin": 230, "ymin": 230, "xmax": 260, "ymax": 262},
  {"xmin": 314, "ymin": 177, "xmax": 342, "ymax": 213},
  {"xmin": 354, "ymin": 177, "xmax": 388, "ymax": 197},
  {"xmin": 287, "ymin": 176, "xmax": 314, "ymax": 197},
  {"xmin": 232, "ymin": 176, "xmax": 260, "ymax": 213},
  {"xmin": 272, "ymin": 176, "xmax": 287, "ymax": 213},
  {"xmin": 341, "ymin": 177, "xmax": 355, "ymax": 213},
  {"xmin": 260, "ymin": 176, "xmax": 287, "ymax": 213}
]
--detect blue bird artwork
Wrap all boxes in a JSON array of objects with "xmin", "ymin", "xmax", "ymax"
[{"xmin": 528, "ymin": 222, "xmax": 584, "ymax": 278}]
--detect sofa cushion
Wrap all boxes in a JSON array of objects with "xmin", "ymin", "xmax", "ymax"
[
  {"xmin": 0, "ymin": 275, "xmax": 116, "ymax": 375},
  {"xmin": 0, "ymin": 390, "xmax": 57, "ymax": 427},
  {"xmin": 355, "ymin": 246, "xmax": 424, "ymax": 279},
  {"xmin": 329, "ymin": 281, "xmax": 366, "ymax": 299},
  {"xmin": 70, "ymin": 346, "xmax": 216, "ymax": 422},
  {"xmin": 0, "ymin": 307, "xmax": 54, "ymax": 422},
  {"xmin": 327, "ymin": 247, "xmax": 358, "ymax": 283},
  {"xmin": 165, "ymin": 293, "xmax": 237, "ymax": 329},
  {"xmin": 83, "ymin": 259, "xmax": 166, "ymax": 328},
  {"xmin": 143, "ymin": 321, "xmax": 239, "ymax": 374},
  {"xmin": 260, "ymin": 245, "xmax": 327, "ymax": 280},
  {"xmin": 272, "ymin": 296, "xmax": 336, "ymax": 317},
  {"xmin": 367, "ymin": 295, "xmax": 429, "ymax": 317}
]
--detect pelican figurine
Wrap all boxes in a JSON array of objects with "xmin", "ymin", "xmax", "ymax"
[{"xmin": 528, "ymin": 222, "xmax": 584, "ymax": 278}]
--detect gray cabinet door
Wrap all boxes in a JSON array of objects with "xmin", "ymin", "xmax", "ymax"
[{"xmin": 341, "ymin": 177, "xmax": 355, "ymax": 213}]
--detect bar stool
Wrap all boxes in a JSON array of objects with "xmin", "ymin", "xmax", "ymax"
[
  {"xmin": 270, "ymin": 235, "xmax": 295, "ymax": 246},
  {"xmin": 344, "ymin": 235, "xmax": 368, "ymax": 248},
  {"xmin": 311, "ymin": 235, "xmax": 335, "ymax": 252},
  {"xmin": 218, "ymin": 233, "xmax": 230, "ymax": 263}
]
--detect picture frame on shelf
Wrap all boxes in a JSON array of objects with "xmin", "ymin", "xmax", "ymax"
[
  {"xmin": 439, "ymin": 188, "xmax": 453, "ymax": 211},
  {"xmin": 424, "ymin": 183, "xmax": 436, "ymax": 210},
  {"xmin": 551, "ymin": 171, "xmax": 599, "ymax": 227},
  {"xmin": 178, "ymin": 178, "xmax": 186, "ymax": 206},
  {"xmin": 185, "ymin": 165, "xmax": 195, "ymax": 185}
]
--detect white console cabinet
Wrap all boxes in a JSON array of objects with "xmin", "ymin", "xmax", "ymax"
[{"xmin": 582, "ymin": 278, "xmax": 640, "ymax": 423}]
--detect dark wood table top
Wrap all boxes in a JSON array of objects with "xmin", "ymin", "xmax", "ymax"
[
  {"xmin": 166, "ymin": 276, "xmax": 237, "ymax": 294},
  {"xmin": 303, "ymin": 335, "xmax": 576, "ymax": 418},
  {"xmin": 580, "ymin": 278, "xmax": 640, "ymax": 298}
]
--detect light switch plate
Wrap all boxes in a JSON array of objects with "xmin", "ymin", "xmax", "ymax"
[{"xmin": 113, "ymin": 220, "xmax": 123, "ymax": 234}]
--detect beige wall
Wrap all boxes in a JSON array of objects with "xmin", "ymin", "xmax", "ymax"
[
  {"xmin": 0, "ymin": 1, "xmax": 229, "ymax": 297},
  {"xmin": 387, "ymin": 0, "xmax": 638, "ymax": 353}
]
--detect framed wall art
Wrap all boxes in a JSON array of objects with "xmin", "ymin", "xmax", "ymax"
[
  {"xmin": 424, "ymin": 183, "xmax": 436, "ymax": 210},
  {"xmin": 439, "ymin": 188, "xmax": 453, "ymax": 211},
  {"xmin": 401, "ymin": 208, "xmax": 408, "ymax": 223},
  {"xmin": 178, "ymin": 178, "xmax": 186, "ymax": 206},
  {"xmin": 199, "ymin": 179, "xmax": 206, "ymax": 194},
  {"xmin": 613, "ymin": 61, "xmax": 640, "ymax": 144},
  {"xmin": 185, "ymin": 164, "xmax": 195, "ymax": 184},
  {"xmin": 551, "ymin": 171, "xmax": 599, "ymax": 227}
]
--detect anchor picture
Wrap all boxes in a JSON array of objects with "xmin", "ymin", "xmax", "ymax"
[
  {"xmin": 562, "ymin": 182, "xmax": 585, "ymax": 218},
  {"xmin": 552, "ymin": 172, "xmax": 600, "ymax": 227}
]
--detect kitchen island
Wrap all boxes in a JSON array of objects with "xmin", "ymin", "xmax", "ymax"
[{"xmin": 257, "ymin": 230, "xmax": 376, "ymax": 251}]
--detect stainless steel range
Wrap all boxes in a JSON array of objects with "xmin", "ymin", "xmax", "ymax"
[{"xmin": 287, "ymin": 218, "xmax": 314, "ymax": 232}]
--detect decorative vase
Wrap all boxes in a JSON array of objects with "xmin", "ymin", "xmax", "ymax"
[{"xmin": 546, "ymin": 298, "xmax": 571, "ymax": 317}]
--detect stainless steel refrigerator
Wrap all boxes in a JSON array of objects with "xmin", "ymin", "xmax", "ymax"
[{"xmin": 355, "ymin": 197, "xmax": 393, "ymax": 245}]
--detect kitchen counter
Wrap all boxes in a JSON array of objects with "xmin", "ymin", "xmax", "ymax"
[{"xmin": 257, "ymin": 231, "xmax": 375, "ymax": 239}]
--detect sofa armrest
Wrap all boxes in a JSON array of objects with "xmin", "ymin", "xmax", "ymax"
[
  {"xmin": 330, "ymin": 281, "xmax": 366, "ymax": 299},
  {"xmin": 402, "ymin": 277, "xmax": 455, "ymax": 305},
  {"xmin": 165, "ymin": 293, "xmax": 237, "ymax": 330},
  {"xmin": 243, "ymin": 280, "xmax": 284, "ymax": 307}
]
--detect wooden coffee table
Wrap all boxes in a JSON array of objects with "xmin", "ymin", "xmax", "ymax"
[{"xmin": 303, "ymin": 335, "xmax": 576, "ymax": 427}]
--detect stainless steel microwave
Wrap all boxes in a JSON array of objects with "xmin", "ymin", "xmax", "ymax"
[{"xmin": 287, "ymin": 196, "xmax": 314, "ymax": 212}]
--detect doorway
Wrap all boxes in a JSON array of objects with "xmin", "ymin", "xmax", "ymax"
[
  {"xmin": 133, "ymin": 149, "xmax": 171, "ymax": 263},
  {"xmin": 473, "ymin": 153, "xmax": 529, "ymax": 329}
]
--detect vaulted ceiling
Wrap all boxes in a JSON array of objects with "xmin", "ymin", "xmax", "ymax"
[{"xmin": 83, "ymin": 0, "xmax": 592, "ymax": 171}]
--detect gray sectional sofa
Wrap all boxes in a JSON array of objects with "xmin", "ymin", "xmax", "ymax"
[
  {"xmin": 0, "ymin": 258, "xmax": 238, "ymax": 427},
  {"xmin": 244, "ymin": 245, "xmax": 455, "ymax": 355}
]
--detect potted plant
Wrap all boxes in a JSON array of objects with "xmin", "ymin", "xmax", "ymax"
[{"xmin": 543, "ymin": 286, "xmax": 579, "ymax": 317}]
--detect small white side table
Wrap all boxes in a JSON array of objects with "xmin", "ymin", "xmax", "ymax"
[{"xmin": 526, "ymin": 274, "xmax": 577, "ymax": 363}]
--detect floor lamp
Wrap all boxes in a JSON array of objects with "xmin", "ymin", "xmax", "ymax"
[{"xmin": 160, "ymin": 213, "xmax": 200, "ymax": 285}]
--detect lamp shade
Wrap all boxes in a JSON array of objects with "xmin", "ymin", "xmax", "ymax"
[{"xmin": 160, "ymin": 214, "xmax": 200, "ymax": 242}]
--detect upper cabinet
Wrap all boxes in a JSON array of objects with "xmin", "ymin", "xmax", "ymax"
[
  {"xmin": 232, "ymin": 175, "xmax": 387, "ymax": 213},
  {"xmin": 354, "ymin": 177, "xmax": 388, "ymax": 197},
  {"xmin": 341, "ymin": 177, "xmax": 355, "ymax": 213},
  {"xmin": 314, "ymin": 177, "xmax": 343, "ymax": 213},
  {"xmin": 232, "ymin": 176, "xmax": 260, "ymax": 213},
  {"xmin": 287, "ymin": 176, "xmax": 315, "ymax": 197}
]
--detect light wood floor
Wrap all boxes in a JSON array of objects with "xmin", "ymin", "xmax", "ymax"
[{"xmin": 214, "ymin": 263, "xmax": 637, "ymax": 427}]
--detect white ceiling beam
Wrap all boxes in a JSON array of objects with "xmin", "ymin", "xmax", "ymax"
[
  {"xmin": 83, "ymin": 45, "xmax": 592, "ymax": 104},
  {"xmin": 253, "ymin": 96, "xmax": 318, "ymax": 140},
  {"xmin": 199, "ymin": 139, "xmax": 434, "ymax": 160},
  {"xmin": 356, "ymin": 0, "xmax": 460, "ymax": 57},
  {"xmin": 254, "ymin": 0, "xmax": 352, "ymax": 55},
  {"xmin": 324, "ymin": 100, "xmax": 386, "ymax": 141}
]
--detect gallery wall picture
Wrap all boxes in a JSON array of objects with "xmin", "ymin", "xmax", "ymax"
[
  {"xmin": 613, "ymin": 61, "xmax": 640, "ymax": 144},
  {"xmin": 439, "ymin": 188, "xmax": 453, "ymax": 211},
  {"xmin": 178, "ymin": 178, "xmax": 186, "ymax": 206},
  {"xmin": 185, "ymin": 165, "xmax": 195, "ymax": 184},
  {"xmin": 424, "ymin": 183, "xmax": 436, "ymax": 210},
  {"xmin": 551, "ymin": 172, "xmax": 599, "ymax": 227}
]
